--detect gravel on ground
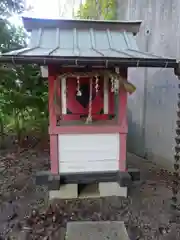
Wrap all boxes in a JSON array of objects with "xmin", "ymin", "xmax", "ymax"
[{"xmin": 0, "ymin": 148, "xmax": 179, "ymax": 240}]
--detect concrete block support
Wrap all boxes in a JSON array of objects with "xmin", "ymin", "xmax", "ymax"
[
  {"xmin": 49, "ymin": 182, "xmax": 127, "ymax": 200},
  {"xmin": 49, "ymin": 184, "xmax": 78, "ymax": 200},
  {"xmin": 99, "ymin": 182, "xmax": 127, "ymax": 197}
]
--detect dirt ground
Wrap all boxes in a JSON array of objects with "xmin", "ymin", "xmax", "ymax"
[{"xmin": 0, "ymin": 147, "xmax": 180, "ymax": 240}]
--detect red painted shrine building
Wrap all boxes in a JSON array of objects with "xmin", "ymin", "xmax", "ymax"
[{"xmin": 0, "ymin": 17, "xmax": 177, "ymax": 198}]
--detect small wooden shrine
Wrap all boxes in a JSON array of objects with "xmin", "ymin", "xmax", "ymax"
[{"xmin": 0, "ymin": 17, "xmax": 178, "ymax": 199}]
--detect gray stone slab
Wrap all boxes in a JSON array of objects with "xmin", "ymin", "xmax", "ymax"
[{"xmin": 66, "ymin": 221, "xmax": 129, "ymax": 240}]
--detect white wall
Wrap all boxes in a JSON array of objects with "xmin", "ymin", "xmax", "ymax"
[
  {"xmin": 58, "ymin": 133, "xmax": 119, "ymax": 173},
  {"xmin": 117, "ymin": 0, "xmax": 179, "ymax": 170}
]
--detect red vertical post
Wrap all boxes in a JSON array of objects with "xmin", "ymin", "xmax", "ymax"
[
  {"xmin": 118, "ymin": 85, "xmax": 128, "ymax": 172},
  {"xmin": 48, "ymin": 69, "xmax": 59, "ymax": 174}
]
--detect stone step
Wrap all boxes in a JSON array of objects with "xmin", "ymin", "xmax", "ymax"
[
  {"xmin": 49, "ymin": 182, "xmax": 127, "ymax": 200},
  {"xmin": 66, "ymin": 221, "xmax": 129, "ymax": 240}
]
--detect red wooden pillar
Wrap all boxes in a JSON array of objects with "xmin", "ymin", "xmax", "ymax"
[
  {"xmin": 48, "ymin": 69, "xmax": 59, "ymax": 174},
  {"xmin": 117, "ymin": 69, "xmax": 128, "ymax": 172},
  {"xmin": 118, "ymin": 86, "xmax": 128, "ymax": 172}
]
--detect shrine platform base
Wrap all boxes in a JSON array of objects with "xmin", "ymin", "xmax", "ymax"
[
  {"xmin": 66, "ymin": 221, "xmax": 130, "ymax": 240},
  {"xmin": 49, "ymin": 182, "xmax": 127, "ymax": 199},
  {"xmin": 35, "ymin": 169, "xmax": 140, "ymax": 199}
]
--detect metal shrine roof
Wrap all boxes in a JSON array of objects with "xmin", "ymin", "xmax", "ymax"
[{"xmin": 0, "ymin": 17, "xmax": 177, "ymax": 68}]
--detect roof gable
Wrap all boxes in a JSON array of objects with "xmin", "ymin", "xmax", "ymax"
[
  {"xmin": 0, "ymin": 17, "xmax": 177, "ymax": 68},
  {"xmin": 22, "ymin": 17, "xmax": 142, "ymax": 34}
]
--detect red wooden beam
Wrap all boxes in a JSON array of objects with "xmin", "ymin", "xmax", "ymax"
[
  {"xmin": 61, "ymin": 114, "xmax": 114, "ymax": 121},
  {"xmin": 48, "ymin": 71, "xmax": 59, "ymax": 174},
  {"xmin": 49, "ymin": 125, "xmax": 127, "ymax": 135}
]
